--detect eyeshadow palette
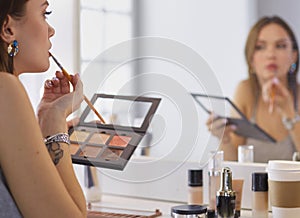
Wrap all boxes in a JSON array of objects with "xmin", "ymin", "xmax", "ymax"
[{"xmin": 69, "ymin": 94, "xmax": 161, "ymax": 170}]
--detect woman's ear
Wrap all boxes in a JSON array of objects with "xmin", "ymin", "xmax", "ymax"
[{"xmin": 0, "ymin": 15, "xmax": 17, "ymax": 43}]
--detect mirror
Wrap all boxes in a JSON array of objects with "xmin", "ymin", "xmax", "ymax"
[
  {"xmin": 77, "ymin": 0, "xmax": 300, "ymax": 165},
  {"xmin": 23, "ymin": 0, "xmax": 300, "ymax": 166}
]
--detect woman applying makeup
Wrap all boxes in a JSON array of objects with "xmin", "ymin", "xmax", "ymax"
[
  {"xmin": 0, "ymin": 0, "xmax": 86, "ymax": 217},
  {"xmin": 207, "ymin": 16, "xmax": 300, "ymax": 162}
]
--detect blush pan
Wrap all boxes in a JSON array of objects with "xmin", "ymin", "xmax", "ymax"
[
  {"xmin": 102, "ymin": 148, "xmax": 123, "ymax": 161},
  {"xmin": 79, "ymin": 145, "xmax": 102, "ymax": 158},
  {"xmin": 68, "ymin": 94, "xmax": 161, "ymax": 170},
  {"xmin": 108, "ymin": 135, "xmax": 132, "ymax": 147},
  {"xmin": 70, "ymin": 130, "xmax": 90, "ymax": 142},
  {"xmin": 89, "ymin": 132, "xmax": 110, "ymax": 144}
]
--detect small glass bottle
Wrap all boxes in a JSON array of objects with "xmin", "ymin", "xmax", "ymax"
[
  {"xmin": 216, "ymin": 167, "xmax": 236, "ymax": 218},
  {"xmin": 252, "ymin": 172, "xmax": 268, "ymax": 218},
  {"xmin": 208, "ymin": 151, "xmax": 224, "ymax": 215},
  {"xmin": 187, "ymin": 169, "xmax": 203, "ymax": 205}
]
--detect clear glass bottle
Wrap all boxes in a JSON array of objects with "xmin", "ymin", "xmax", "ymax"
[{"xmin": 208, "ymin": 150, "xmax": 224, "ymax": 215}]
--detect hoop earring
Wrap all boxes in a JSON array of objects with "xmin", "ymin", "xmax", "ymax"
[
  {"xmin": 289, "ymin": 63, "xmax": 297, "ymax": 74},
  {"xmin": 7, "ymin": 40, "xmax": 19, "ymax": 57}
]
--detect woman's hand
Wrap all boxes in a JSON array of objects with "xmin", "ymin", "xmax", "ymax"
[
  {"xmin": 262, "ymin": 77, "xmax": 295, "ymax": 118},
  {"xmin": 206, "ymin": 113, "xmax": 236, "ymax": 144},
  {"xmin": 37, "ymin": 71, "xmax": 84, "ymax": 136}
]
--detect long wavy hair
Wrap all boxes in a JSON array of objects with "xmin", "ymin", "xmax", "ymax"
[
  {"xmin": 245, "ymin": 16, "xmax": 299, "ymax": 109},
  {"xmin": 0, "ymin": 0, "xmax": 28, "ymax": 74}
]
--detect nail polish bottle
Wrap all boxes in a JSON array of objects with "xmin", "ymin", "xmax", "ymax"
[
  {"xmin": 216, "ymin": 167, "xmax": 236, "ymax": 218},
  {"xmin": 208, "ymin": 151, "xmax": 224, "ymax": 215},
  {"xmin": 252, "ymin": 172, "xmax": 268, "ymax": 218},
  {"xmin": 187, "ymin": 169, "xmax": 203, "ymax": 205}
]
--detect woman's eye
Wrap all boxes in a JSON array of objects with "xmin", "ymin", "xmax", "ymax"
[
  {"xmin": 277, "ymin": 44, "xmax": 287, "ymax": 49},
  {"xmin": 255, "ymin": 45, "xmax": 264, "ymax": 50},
  {"xmin": 44, "ymin": 11, "xmax": 52, "ymax": 18}
]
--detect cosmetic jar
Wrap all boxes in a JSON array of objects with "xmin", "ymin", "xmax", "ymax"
[
  {"xmin": 171, "ymin": 205, "xmax": 207, "ymax": 218},
  {"xmin": 187, "ymin": 169, "xmax": 203, "ymax": 205}
]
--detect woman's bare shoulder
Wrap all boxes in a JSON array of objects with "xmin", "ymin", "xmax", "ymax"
[
  {"xmin": 234, "ymin": 79, "xmax": 253, "ymax": 101},
  {"xmin": 0, "ymin": 72, "xmax": 34, "ymax": 127},
  {"xmin": 0, "ymin": 72, "xmax": 29, "ymax": 98},
  {"xmin": 233, "ymin": 79, "xmax": 255, "ymax": 117}
]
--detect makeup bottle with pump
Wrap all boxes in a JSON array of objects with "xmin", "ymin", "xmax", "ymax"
[
  {"xmin": 252, "ymin": 172, "xmax": 268, "ymax": 218},
  {"xmin": 208, "ymin": 151, "xmax": 224, "ymax": 216},
  {"xmin": 187, "ymin": 169, "xmax": 203, "ymax": 205},
  {"xmin": 84, "ymin": 166, "xmax": 102, "ymax": 204},
  {"xmin": 216, "ymin": 167, "xmax": 236, "ymax": 218}
]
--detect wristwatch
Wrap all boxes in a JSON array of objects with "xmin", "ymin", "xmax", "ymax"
[{"xmin": 282, "ymin": 114, "xmax": 300, "ymax": 130}]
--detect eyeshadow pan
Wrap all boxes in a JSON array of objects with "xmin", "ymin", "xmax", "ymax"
[
  {"xmin": 79, "ymin": 145, "xmax": 102, "ymax": 158},
  {"xmin": 89, "ymin": 133, "xmax": 110, "ymax": 144},
  {"xmin": 108, "ymin": 135, "xmax": 132, "ymax": 147},
  {"xmin": 70, "ymin": 130, "xmax": 90, "ymax": 142},
  {"xmin": 102, "ymin": 148, "xmax": 123, "ymax": 160},
  {"xmin": 69, "ymin": 143, "xmax": 79, "ymax": 155}
]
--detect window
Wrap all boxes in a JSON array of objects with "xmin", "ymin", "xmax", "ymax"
[{"xmin": 80, "ymin": 0, "xmax": 133, "ymax": 71}]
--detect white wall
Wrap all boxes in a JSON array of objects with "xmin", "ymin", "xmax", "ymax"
[{"xmin": 136, "ymin": 0, "xmax": 256, "ymax": 97}]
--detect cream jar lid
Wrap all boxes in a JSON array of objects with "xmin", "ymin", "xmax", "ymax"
[{"xmin": 171, "ymin": 205, "xmax": 207, "ymax": 217}]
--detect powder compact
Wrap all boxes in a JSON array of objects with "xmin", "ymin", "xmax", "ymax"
[{"xmin": 69, "ymin": 93, "xmax": 161, "ymax": 170}]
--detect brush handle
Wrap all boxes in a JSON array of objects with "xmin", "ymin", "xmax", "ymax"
[
  {"xmin": 61, "ymin": 68, "xmax": 106, "ymax": 124},
  {"xmin": 83, "ymin": 96, "xmax": 106, "ymax": 124}
]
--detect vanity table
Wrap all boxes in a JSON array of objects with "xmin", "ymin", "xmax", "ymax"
[
  {"xmin": 88, "ymin": 194, "xmax": 271, "ymax": 218},
  {"xmin": 74, "ymin": 160, "xmax": 272, "ymax": 217}
]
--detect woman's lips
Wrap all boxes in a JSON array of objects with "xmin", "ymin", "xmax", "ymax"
[{"xmin": 266, "ymin": 64, "xmax": 278, "ymax": 71}]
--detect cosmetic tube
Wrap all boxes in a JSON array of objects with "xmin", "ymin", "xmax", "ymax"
[
  {"xmin": 232, "ymin": 179, "xmax": 244, "ymax": 218},
  {"xmin": 216, "ymin": 167, "xmax": 236, "ymax": 218},
  {"xmin": 252, "ymin": 172, "xmax": 268, "ymax": 218},
  {"xmin": 84, "ymin": 166, "xmax": 102, "ymax": 203},
  {"xmin": 187, "ymin": 169, "xmax": 203, "ymax": 205},
  {"xmin": 208, "ymin": 151, "xmax": 224, "ymax": 215}
]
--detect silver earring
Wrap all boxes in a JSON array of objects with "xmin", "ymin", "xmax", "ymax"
[
  {"xmin": 289, "ymin": 63, "xmax": 297, "ymax": 74},
  {"xmin": 7, "ymin": 40, "xmax": 19, "ymax": 57}
]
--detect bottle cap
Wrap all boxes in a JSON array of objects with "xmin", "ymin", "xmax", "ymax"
[
  {"xmin": 188, "ymin": 169, "xmax": 203, "ymax": 187},
  {"xmin": 252, "ymin": 172, "xmax": 268, "ymax": 192}
]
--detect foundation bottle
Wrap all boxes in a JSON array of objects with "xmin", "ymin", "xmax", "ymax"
[
  {"xmin": 187, "ymin": 169, "xmax": 203, "ymax": 205},
  {"xmin": 208, "ymin": 151, "xmax": 224, "ymax": 215},
  {"xmin": 252, "ymin": 172, "xmax": 268, "ymax": 218}
]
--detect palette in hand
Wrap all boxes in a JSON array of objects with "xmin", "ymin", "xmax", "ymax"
[{"xmin": 69, "ymin": 94, "xmax": 161, "ymax": 170}]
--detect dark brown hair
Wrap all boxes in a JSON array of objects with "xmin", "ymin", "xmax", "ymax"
[
  {"xmin": 245, "ymin": 16, "xmax": 299, "ymax": 108},
  {"xmin": 0, "ymin": 0, "xmax": 28, "ymax": 73}
]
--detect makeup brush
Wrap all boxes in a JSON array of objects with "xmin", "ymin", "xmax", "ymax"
[
  {"xmin": 269, "ymin": 73, "xmax": 278, "ymax": 114},
  {"xmin": 49, "ymin": 52, "xmax": 106, "ymax": 124},
  {"xmin": 269, "ymin": 83, "xmax": 276, "ymax": 113}
]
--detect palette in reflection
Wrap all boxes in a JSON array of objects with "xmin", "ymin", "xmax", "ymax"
[{"xmin": 69, "ymin": 94, "xmax": 161, "ymax": 170}]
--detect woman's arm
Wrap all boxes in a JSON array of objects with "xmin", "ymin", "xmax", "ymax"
[{"xmin": 0, "ymin": 73, "xmax": 86, "ymax": 218}]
